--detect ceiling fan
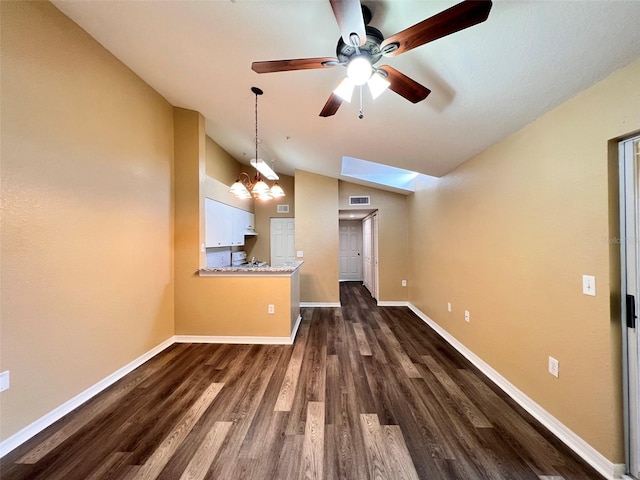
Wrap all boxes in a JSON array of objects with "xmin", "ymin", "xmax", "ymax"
[{"xmin": 251, "ymin": 0, "xmax": 493, "ymax": 117}]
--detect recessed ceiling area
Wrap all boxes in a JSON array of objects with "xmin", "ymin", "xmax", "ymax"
[{"xmin": 51, "ymin": 1, "xmax": 640, "ymax": 183}]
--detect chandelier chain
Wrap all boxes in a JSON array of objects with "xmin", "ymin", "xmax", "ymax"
[{"xmin": 255, "ymin": 90, "xmax": 259, "ymax": 163}]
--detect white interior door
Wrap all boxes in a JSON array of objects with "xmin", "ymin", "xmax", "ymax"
[
  {"xmin": 339, "ymin": 221, "xmax": 362, "ymax": 281},
  {"xmin": 620, "ymin": 135, "xmax": 640, "ymax": 479},
  {"xmin": 270, "ymin": 218, "xmax": 295, "ymax": 266}
]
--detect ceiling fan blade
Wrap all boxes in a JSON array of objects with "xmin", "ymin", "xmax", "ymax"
[
  {"xmin": 380, "ymin": 0, "xmax": 492, "ymax": 57},
  {"xmin": 320, "ymin": 93, "xmax": 344, "ymax": 117},
  {"xmin": 378, "ymin": 66, "xmax": 431, "ymax": 103},
  {"xmin": 330, "ymin": 0, "xmax": 366, "ymax": 46},
  {"xmin": 252, "ymin": 57, "xmax": 339, "ymax": 74}
]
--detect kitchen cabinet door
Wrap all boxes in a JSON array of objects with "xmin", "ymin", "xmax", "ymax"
[
  {"xmin": 244, "ymin": 211, "xmax": 255, "ymax": 233},
  {"xmin": 205, "ymin": 198, "xmax": 232, "ymax": 247},
  {"xmin": 230, "ymin": 206, "xmax": 245, "ymax": 246},
  {"xmin": 236, "ymin": 209, "xmax": 255, "ymax": 234}
]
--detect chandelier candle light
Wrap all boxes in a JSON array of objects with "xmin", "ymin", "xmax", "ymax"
[{"xmin": 229, "ymin": 87, "xmax": 285, "ymax": 201}]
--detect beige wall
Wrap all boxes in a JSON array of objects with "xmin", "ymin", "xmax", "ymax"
[
  {"xmin": 338, "ymin": 181, "xmax": 409, "ymax": 301},
  {"xmin": 0, "ymin": 1, "xmax": 175, "ymax": 442},
  {"xmin": 250, "ymin": 172, "xmax": 295, "ymax": 263},
  {"xmin": 205, "ymin": 135, "xmax": 241, "ymax": 187},
  {"xmin": 174, "ymin": 107, "xmax": 206, "ymax": 291},
  {"xmin": 407, "ymin": 58, "xmax": 640, "ymax": 463},
  {"xmin": 174, "ymin": 110, "xmax": 295, "ymax": 336},
  {"xmin": 295, "ymin": 170, "xmax": 340, "ymax": 303},
  {"xmin": 177, "ymin": 275, "xmax": 296, "ymax": 337}
]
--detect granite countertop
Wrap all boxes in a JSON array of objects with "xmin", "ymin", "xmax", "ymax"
[{"xmin": 198, "ymin": 261, "xmax": 303, "ymax": 276}]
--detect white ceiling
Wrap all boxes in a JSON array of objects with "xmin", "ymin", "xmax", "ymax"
[{"xmin": 53, "ymin": 0, "xmax": 640, "ymax": 187}]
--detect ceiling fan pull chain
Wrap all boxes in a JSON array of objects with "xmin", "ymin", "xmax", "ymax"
[{"xmin": 359, "ymin": 85, "xmax": 364, "ymax": 119}]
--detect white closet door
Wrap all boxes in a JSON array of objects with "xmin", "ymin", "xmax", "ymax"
[
  {"xmin": 339, "ymin": 221, "xmax": 363, "ymax": 281},
  {"xmin": 620, "ymin": 135, "xmax": 640, "ymax": 479}
]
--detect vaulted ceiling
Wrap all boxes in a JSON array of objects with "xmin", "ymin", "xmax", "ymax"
[{"xmin": 53, "ymin": 0, "xmax": 640, "ymax": 187}]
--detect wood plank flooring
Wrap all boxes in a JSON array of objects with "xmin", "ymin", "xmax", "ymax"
[{"xmin": 1, "ymin": 282, "xmax": 604, "ymax": 480}]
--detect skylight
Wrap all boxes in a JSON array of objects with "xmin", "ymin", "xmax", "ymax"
[{"xmin": 341, "ymin": 156, "xmax": 419, "ymax": 193}]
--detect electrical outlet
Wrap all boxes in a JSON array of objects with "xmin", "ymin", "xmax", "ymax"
[
  {"xmin": 548, "ymin": 356, "xmax": 559, "ymax": 378},
  {"xmin": 401, "ymin": 280, "xmax": 407, "ymax": 287},
  {"xmin": 0, "ymin": 371, "xmax": 10, "ymax": 392},
  {"xmin": 464, "ymin": 310, "xmax": 470, "ymax": 322},
  {"xmin": 447, "ymin": 303, "xmax": 452, "ymax": 312},
  {"xmin": 268, "ymin": 304, "xmax": 275, "ymax": 315},
  {"xmin": 582, "ymin": 275, "xmax": 596, "ymax": 296},
  {"xmin": 296, "ymin": 251, "xmax": 304, "ymax": 258}
]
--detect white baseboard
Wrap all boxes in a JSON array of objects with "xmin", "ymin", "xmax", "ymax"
[
  {"xmin": 290, "ymin": 314, "xmax": 302, "ymax": 342},
  {"xmin": 175, "ymin": 335, "xmax": 292, "ymax": 345},
  {"xmin": 175, "ymin": 316, "xmax": 303, "ymax": 346},
  {"xmin": 0, "ymin": 337, "xmax": 175, "ymax": 458},
  {"xmin": 408, "ymin": 303, "xmax": 626, "ymax": 480},
  {"xmin": 300, "ymin": 302, "xmax": 341, "ymax": 307},
  {"xmin": 377, "ymin": 301, "xmax": 411, "ymax": 307}
]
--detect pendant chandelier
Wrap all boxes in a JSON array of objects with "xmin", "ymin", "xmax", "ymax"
[{"xmin": 229, "ymin": 87, "xmax": 285, "ymax": 201}]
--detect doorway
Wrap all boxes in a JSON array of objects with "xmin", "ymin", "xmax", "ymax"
[
  {"xmin": 339, "ymin": 220, "xmax": 363, "ymax": 281},
  {"xmin": 620, "ymin": 134, "xmax": 640, "ymax": 479},
  {"xmin": 270, "ymin": 217, "xmax": 295, "ymax": 266},
  {"xmin": 338, "ymin": 210, "xmax": 379, "ymax": 301}
]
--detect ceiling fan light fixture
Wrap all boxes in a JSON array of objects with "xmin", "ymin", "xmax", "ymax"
[
  {"xmin": 333, "ymin": 77, "xmax": 355, "ymax": 102},
  {"xmin": 367, "ymin": 72, "xmax": 390, "ymax": 99},
  {"xmin": 347, "ymin": 56, "xmax": 372, "ymax": 86}
]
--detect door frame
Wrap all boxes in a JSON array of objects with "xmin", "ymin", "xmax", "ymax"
[
  {"xmin": 619, "ymin": 134, "xmax": 640, "ymax": 479},
  {"xmin": 372, "ymin": 212, "xmax": 379, "ymax": 301}
]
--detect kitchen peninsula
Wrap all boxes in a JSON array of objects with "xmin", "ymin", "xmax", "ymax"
[{"xmin": 193, "ymin": 261, "xmax": 303, "ymax": 343}]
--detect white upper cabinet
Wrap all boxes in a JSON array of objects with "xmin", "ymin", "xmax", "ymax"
[
  {"xmin": 205, "ymin": 198, "xmax": 232, "ymax": 247},
  {"xmin": 237, "ymin": 209, "xmax": 255, "ymax": 234},
  {"xmin": 205, "ymin": 198, "xmax": 254, "ymax": 247}
]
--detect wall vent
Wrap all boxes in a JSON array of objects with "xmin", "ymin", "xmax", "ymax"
[
  {"xmin": 277, "ymin": 204, "xmax": 289, "ymax": 213},
  {"xmin": 349, "ymin": 196, "xmax": 370, "ymax": 206}
]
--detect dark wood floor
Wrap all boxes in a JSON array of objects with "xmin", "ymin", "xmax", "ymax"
[{"xmin": 1, "ymin": 282, "xmax": 604, "ymax": 480}]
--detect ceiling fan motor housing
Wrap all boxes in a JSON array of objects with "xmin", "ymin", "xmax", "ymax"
[{"xmin": 336, "ymin": 25, "xmax": 384, "ymax": 65}]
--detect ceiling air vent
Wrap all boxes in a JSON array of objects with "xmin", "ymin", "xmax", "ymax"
[
  {"xmin": 349, "ymin": 196, "xmax": 370, "ymax": 206},
  {"xmin": 277, "ymin": 204, "xmax": 289, "ymax": 213}
]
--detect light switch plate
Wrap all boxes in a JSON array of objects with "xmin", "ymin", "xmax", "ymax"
[
  {"xmin": 582, "ymin": 275, "xmax": 596, "ymax": 296},
  {"xmin": 548, "ymin": 357, "xmax": 559, "ymax": 378},
  {"xmin": 296, "ymin": 251, "xmax": 304, "ymax": 258}
]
